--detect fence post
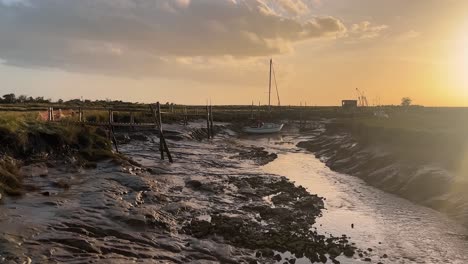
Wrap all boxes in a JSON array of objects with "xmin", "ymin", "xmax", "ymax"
[
  {"xmin": 209, "ymin": 105, "xmax": 214, "ymax": 138},
  {"xmin": 130, "ymin": 111, "xmax": 135, "ymax": 131},
  {"xmin": 79, "ymin": 107, "xmax": 83, "ymax": 122},
  {"xmin": 108, "ymin": 109, "xmax": 119, "ymax": 153},
  {"xmin": 150, "ymin": 103, "xmax": 173, "ymax": 163},
  {"xmin": 206, "ymin": 105, "xmax": 211, "ymax": 139},
  {"xmin": 156, "ymin": 103, "xmax": 165, "ymax": 160}
]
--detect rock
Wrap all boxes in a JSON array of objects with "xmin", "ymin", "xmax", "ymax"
[
  {"xmin": 260, "ymin": 249, "xmax": 274, "ymax": 258},
  {"xmin": 364, "ymin": 258, "xmax": 372, "ymax": 262},
  {"xmin": 185, "ymin": 180, "xmax": 202, "ymax": 189},
  {"xmin": 319, "ymin": 254, "xmax": 327, "ymax": 263},
  {"xmin": 41, "ymin": 191, "xmax": 50, "ymax": 196},
  {"xmin": 274, "ymin": 254, "xmax": 282, "ymax": 261},
  {"xmin": 382, "ymin": 254, "xmax": 388, "ymax": 258},
  {"xmin": 20, "ymin": 163, "xmax": 48, "ymax": 177},
  {"xmin": 328, "ymin": 247, "xmax": 341, "ymax": 257},
  {"xmin": 115, "ymin": 134, "xmax": 131, "ymax": 144},
  {"xmin": 51, "ymin": 180, "xmax": 70, "ymax": 189},
  {"xmin": 129, "ymin": 134, "xmax": 148, "ymax": 141},
  {"xmin": 288, "ymin": 259, "xmax": 296, "ymax": 264}
]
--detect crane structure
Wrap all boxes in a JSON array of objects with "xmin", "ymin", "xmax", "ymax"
[{"xmin": 355, "ymin": 88, "xmax": 369, "ymax": 107}]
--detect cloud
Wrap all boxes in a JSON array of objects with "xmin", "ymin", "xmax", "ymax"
[
  {"xmin": 0, "ymin": 0, "xmax": 345, "ymax": 79},
  {"xmin": 273, "ymin": 0, "xmax": 310, "ymax": 15},
  {"xmin": 396, "ymin": 30, "xmax": 421, "ymax": 42},
  {"xmin": 350, "ymin": 21, "xmax": 388, "ymax": 40},
  {"xmin": 0, "ymin": 0, "xmax": 29, "ymax": 6}
]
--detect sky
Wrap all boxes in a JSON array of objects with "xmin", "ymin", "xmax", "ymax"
[{"xmin": 0, "ymin": 0, "xmax": 467, "ymax": 106}]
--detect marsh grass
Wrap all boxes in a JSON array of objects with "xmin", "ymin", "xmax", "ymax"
[{"xmin": 0, "ymin": 111, "xmax": 116, "ymax": 195}]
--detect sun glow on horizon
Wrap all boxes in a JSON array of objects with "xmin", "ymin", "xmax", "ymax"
[{"xmin": 454, "ymin": 30, "xmax": 468, "ymax": 93}]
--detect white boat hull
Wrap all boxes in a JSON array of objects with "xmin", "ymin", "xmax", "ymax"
[{"xmin": 243, "ymin": 123, "xmax": 284, "ymax": 134}]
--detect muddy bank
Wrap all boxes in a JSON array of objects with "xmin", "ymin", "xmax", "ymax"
[
  {"xmin": 298, "ymin": 121, "xmax": 468, "ymax": 226},
  {"xmin": 0, "ymin": 122, "xmax": 121, "ymax": 198},
  {"xmin": 0, "ymin": 123, "xmax": 360, "ymax": 263}
]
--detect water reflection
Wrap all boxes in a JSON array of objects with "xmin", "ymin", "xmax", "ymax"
[{"xmin": 263, "ymin": 151, "xmax": 468, "ymax": 264}]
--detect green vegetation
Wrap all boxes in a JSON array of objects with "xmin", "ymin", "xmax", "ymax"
[
  {"xmin": 0, "ymin": 112, "xmax": 115, "ymax": 196},
  {"xmin": 0, "ymin": 158, "xmax": 21, "ymax": 196}
]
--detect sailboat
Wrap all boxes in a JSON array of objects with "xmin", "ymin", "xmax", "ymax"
[{"xmin": 243, "ymin": 59, "xmax": 284, "ymax": 134}]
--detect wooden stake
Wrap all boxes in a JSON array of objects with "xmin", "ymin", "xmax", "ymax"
[
  {"xmin": 78, "ymin": 107, "xmax": 83, "ymax": 122},
  {"xmin": 130, "ymin": 111, "xmax": 135, "ymax": 131},
  {"xmin": 209, "ymin": 105, "xmax": 214, "ymax": 138},
  {"xmin": 108, "ymin": 109, "xmax": 119, "ymax": 153},
  {"xmin": 50, "ymin": 107, "xmax": 55, "ymax": 121},
  {"xmin": 206, "ymin": 105, "xmax": 211, "ymax": 139},
  {"xmin": 150, "ymin": 103, "xmax": 173, "ymax": 163}
]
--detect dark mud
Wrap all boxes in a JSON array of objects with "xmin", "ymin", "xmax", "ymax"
[
  {"xmin": 0, "ymin": 122, "xmax": 358, "ymax": 263},
  {"xmin": 297, "ymin": 121, "xmax": 468, "ymax": 226}
]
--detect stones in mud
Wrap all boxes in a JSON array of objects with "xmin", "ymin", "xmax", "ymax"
[
  {"xmin": 115, "ymin": 134, "xmax": 131, "ymax": 144},
  {"xmin": 185, "ymin": 175, "xmax": 357, "ymax": 263},
  {"xmin": 20, "ymin": 163, "xmax": 48, "ymax": 178},
  {"xmin": 232, "ymin": 146, "xmax": 278, "ymax": 165},
  {"xmin": 129, "ymin": 133, "xmax": 149, "ymax": 141},
  {"xmin": 51, "ymin": 180, "xmax": 71, "ymax": 189},
  {"xmin": 184, "ymin": 179, "xmax": 221, "ymax": 193},
  {"xmin": 185, "ymin": 180, "xmax": 202, "ymax": 189},
  {"xmin": 274, "ymin": 254, "xmax": 282, "ymax": 261},
  {"xmin": 188, "ymin": 219, "xmax": 212, "ymax": 238}
]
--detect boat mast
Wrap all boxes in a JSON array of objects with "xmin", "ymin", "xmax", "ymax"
[{"xmin": 268, "ymin": 58, "xmax": 272, "ymax": 113}]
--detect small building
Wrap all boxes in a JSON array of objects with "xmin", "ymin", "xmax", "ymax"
[{"xmin": 342, "ymin": 100, "xmax": 358, "ymax": 109}]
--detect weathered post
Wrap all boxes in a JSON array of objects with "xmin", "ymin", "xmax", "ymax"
[
  {"xmin": 151, "ymin": 103, "xmax": 173, "ymax": 163},
  {"xmin": 155, "ymin": 103, "xmax": 165, "ymax": 160},
  {"xmin": 108, "ymin": 109, "xmax": 119, "ymax": 153},
  {"xmin": 78, "ymin": 107, "xmax": 83, "ymax": 122},
  {"xmin": 209, "ymin": 105, "xmax": 214, "ymax": 138},
  {"xmin": 251, "ymin": 101, "xmax": 254, "ymax": 119},
  {"xmin": 50, "ymin": 107, "xmax": 55, "ymax": 121},
  {"xmin": 206, "ymin": 105, "xmax": 211, "ymax": 139},
  {"xmin": 130, "ymin": 111, "xmax": 135, "ymax": 131}
]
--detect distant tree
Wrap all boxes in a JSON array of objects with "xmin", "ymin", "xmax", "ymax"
[
  {"xmin": 401, "ymin": 97, "xmax": 412, "ymax": 107},
  {"xmin": 17, "ymin": 95, "xmax": 27, "ymax": 103},
  {"xmin": 57, "ymin": 99, "xmax": 64, "ymax": 104},
  {"xmin": 2, "ymin": 93, "xmax": 16, "ymax": 104},
  {"xmin": 35, "ymin": 96, "xmax": 45, "ymax": 103}
]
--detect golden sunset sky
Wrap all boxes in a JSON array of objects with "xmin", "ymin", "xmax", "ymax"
[{"xmin": 0, "ymin": 0, "xmax": 467, "ymax": 106}]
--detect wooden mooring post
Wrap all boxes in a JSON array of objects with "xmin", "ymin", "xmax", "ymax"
[
  {"xmin": 150, "ymin": 102, "xmax": 173, "ymax": 163},
  {"xmin": 130, "ymin": 111, "xmax": 135, "ymax": 131},
  {"xmin": 183, "ymin": 107, "xmax": 188, "ymax": 126},
  {"xmin": 206, "ymin": 105, "xmax": 211, "ymax": 139},
  {"xmin": 209, "ymin": 105, "xmax": 214, "ymax": 138},
  {"xmin": 78, "ymin": 107, "xmax": 83, "ymax": 122},
  {"xmin": 108, "ymin": 109, "xmax": 119, "ymax": 153},
  {"xmin": 48, "ymin": 107, "xmax": 55, "ymax": 122}
]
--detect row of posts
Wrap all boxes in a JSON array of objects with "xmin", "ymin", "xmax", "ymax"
[
  {"xmin": 47, "ymin": 107, "xmax": 83, "ymax": 122},
  {"xmin": 206, "ymin": 105, "xmax": 214, "ymax": 139}
]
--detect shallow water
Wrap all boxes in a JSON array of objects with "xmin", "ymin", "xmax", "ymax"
[{"xmin": 260, "ymin": 134, "xmax": 468, "ymax": 264}]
